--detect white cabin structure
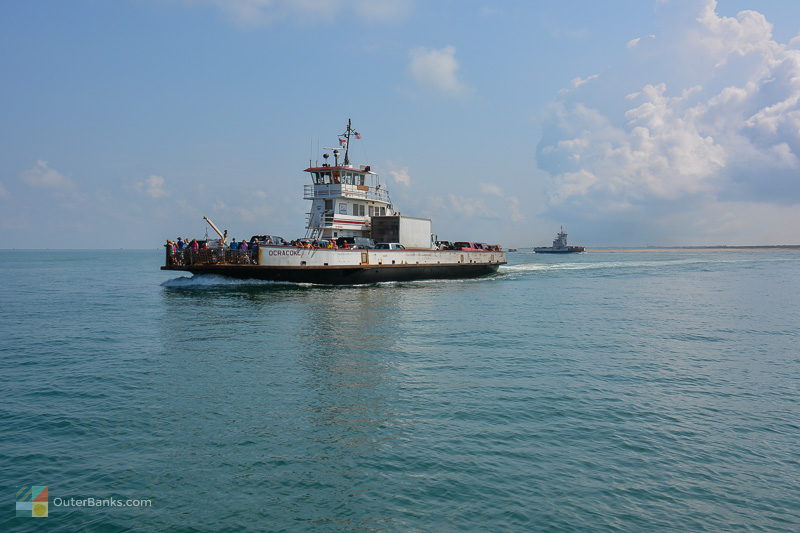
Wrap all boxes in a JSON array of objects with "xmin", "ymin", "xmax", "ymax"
[
  {"xmin": 303, "ymin": 163, "xmax": 394, "ymax": 240},
  {"xmin": 303, "ymin": 119, "xmax": 396, "ymax": 240}
]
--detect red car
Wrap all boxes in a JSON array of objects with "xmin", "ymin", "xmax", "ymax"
[{"xmin": 452, "ymin": 241, "xmax": 485, "ymax": 251}]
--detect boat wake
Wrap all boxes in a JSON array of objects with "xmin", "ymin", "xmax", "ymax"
[
  {"xmin": 499, "ymin": 257, "xmax": 738, "ymax": 275},
  {"xmin": 161, "ymin": 274, "xmax": 300, "ymax": 288},
  {"xmin": 161, "ymin": 273, "xmax": 501, "ymax": 289}
]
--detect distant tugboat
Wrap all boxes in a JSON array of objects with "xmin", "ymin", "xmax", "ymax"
[{"xmin": 534, "ymin": 227, "xmax": 585, "ymax": 254}]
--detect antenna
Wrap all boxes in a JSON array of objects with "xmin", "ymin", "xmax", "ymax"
[{"xmin": 339, "ymin": 118, "xmax": 360, "ymax": 166}]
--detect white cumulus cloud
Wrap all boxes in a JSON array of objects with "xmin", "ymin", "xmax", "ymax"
[
  {"xmin": 135, "ymin": 175, "xmax": 168, "ymax": 198},
  {"xmin": 445, "ymin": 194, "xmax": 494, "ymax": 219},
  {"xmin": 21, "ymin": 160, "xmax": 74, "ymax": 189},
  {"xmin": 559, "ymin": 74, "xmax": 600, "ymax": 94},
  {"xmin": 481, "ymin": 183, "xmax": 524, "ymax": 221},
  {"xmin": 387, "ymin": 165, "xmax": 412, "ymax": 187},
  {"xmin": 537, "ymin": 0, "xmax": 800, "ymax": 242},
  {"xmin": 428, "ymin": 184, "xmax": 523, "ymax": 223},
  {"xmin": 408, "ymin": 45, "xmax": 468, "ymax": 96},
  {"xmin": 627, "ymin": 35, "xmax": 655, "ymax": 49}
]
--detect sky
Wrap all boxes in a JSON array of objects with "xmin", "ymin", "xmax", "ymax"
[{"xmin": 2, "ymin": 0, "xmax": 800, "ymax": 248}]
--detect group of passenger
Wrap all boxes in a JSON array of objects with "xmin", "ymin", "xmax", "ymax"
[
  {"xmin": 165, "ymin": 237, "xmax": 256, "ymax": 253},
  {"xmin": 228, "ymin": 238, "xmax": 250, "ymax": 251},
  {"xmin": 287, "ymin": 239, "xmax": 350, "ymax": 249},
  {"xmin": 167, "ymin": 236, "xmax": 502, "ymax": 254},
  {"xmin": 165, "ymin": 238, "xmax": 201, "ymax": 253}
]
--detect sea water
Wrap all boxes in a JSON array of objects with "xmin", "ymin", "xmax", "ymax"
[{"xmin": 1, "ymin": 249, "xmax": 798, "ymax": 531}]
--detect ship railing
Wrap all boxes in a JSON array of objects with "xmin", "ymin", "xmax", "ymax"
[
  {"xmin": 303, "ymin": 213, "xmax": 334, "ymax": 233},
  {"xmin": 165, "ymin": 248, "xmax": 257, "ymax": 267},
  {"xmin": 303, "ymin": 184, "xmax": 390, "ymax": 202},
  {"xmin": 304, "ymin": 211, "xmax": 334, "ymax": 230}
]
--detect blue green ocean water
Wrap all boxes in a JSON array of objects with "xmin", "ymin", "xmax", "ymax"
[{"xmin": 1, "ymin": 249, "xmax": 799, "ymax": 532}]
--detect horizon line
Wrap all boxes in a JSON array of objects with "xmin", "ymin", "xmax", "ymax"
[{"xmin": 1, "ymin": 245, "xmax": 800, "ymax": 251}]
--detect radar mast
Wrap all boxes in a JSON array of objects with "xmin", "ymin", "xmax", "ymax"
[{"xmin": 339, "ymin": 118, "xmax": 360, "ymax": 166}]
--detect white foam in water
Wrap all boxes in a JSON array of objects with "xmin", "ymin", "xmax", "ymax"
[
  {"xmin": 500, "ymin": 257, "xmax": 730, "ymax": 274},
  {"xmin": 160, "ymin": 274, "xmax": 296, "ymax": 288},
  {"xmin": 160, "ymin": 274, "xmax": 433, "ymax": 289},
  {"xmin": 161, "ymin": 273, "xmax": 500, "ymax": 289},
  {"xmin": 162, "ymin": 256, "xmax": 757, "ymax": 287}
]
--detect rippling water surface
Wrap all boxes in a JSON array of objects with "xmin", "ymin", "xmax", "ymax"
[{"xmin": 1, "ymin": 249, "xmax": 799, "ymax": 531}]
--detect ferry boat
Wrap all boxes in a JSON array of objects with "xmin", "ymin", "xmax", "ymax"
[
  {"xmin": 161, "ymin": 120, "xmax": 506, "ymax": 284},
  {"xmin": 533, "ymin": 227, "xmax": 585, "ymax": 253}
]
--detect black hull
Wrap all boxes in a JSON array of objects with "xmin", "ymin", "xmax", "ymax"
[
  {"xmin": 161, "ymin": 262, "xmax": 501, "ymax": 285},
  {"xmin": 533, "ymin": 248, "xmax": 585, "ymax": 254}
]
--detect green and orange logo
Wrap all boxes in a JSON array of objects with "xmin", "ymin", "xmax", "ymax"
[{"xmin": 16, "ymin": 486, "xmax": 48, "ymax": 518}]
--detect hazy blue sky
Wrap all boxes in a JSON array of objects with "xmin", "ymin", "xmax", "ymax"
[{"xmin": 2, "ymin": 0, "xmax": 800, "ymax": 248}]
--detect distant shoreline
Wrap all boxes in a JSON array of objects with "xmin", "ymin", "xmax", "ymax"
[{"xmin": 588, "ymin": 246, "xmax": 800, "ymax": 252}]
